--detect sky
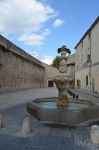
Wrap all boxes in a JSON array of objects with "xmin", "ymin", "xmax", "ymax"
[{"xmin": 0, "ymin": 0, "xmax": 99, "ymax": 64}]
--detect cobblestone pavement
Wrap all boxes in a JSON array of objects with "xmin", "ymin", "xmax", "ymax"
[
  {"xmin": 0, "ymin": 88, "xmax": 99, "ymax": 150},
  {"xmin": 0, "ymin": 88, "xmax": 58, "ymax": 110}
]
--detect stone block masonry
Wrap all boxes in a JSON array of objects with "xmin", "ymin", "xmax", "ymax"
[{"xmin": 0, "ymin": 35, "xmax": 45, "ymax": 93}]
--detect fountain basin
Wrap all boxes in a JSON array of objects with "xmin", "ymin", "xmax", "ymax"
[{"xmin": 27, "ymin": 97, "xmax": 99, "ymax": 125}]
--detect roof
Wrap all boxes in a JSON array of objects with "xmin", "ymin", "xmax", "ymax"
[{"xmin": 75, "ymin": 16, "xmax": 99, "ymax": 49}]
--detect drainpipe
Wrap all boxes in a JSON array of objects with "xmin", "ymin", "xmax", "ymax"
[{"xmin": 89, "ymin": 31, "xmax": 92, "ymax": 93}]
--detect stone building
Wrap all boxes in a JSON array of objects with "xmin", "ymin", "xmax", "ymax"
[
  {"xmin": 66, "ymin": 54, "xmax": 75, "ymax": 88},
  {"xmin": 42, "ymin": 62, "xmax": 59, "ymax": 87},
  {"xmin": 75, "ymin": 16, "xmax": 99, "ymax": 93},
  {"xmin": 67, "ymin": 54, "xmax": 75, "ymax": 77},
  {"xmin": 42, "ymin": 54, "xmax": 75, "ymax": 88},
  {"xmin": 0, "ymin": 35, "xmax": 45, "ymax": 93}
]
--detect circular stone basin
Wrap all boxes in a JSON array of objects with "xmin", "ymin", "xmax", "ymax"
[{"xmin": 27, "ymin": 97, "xmax": 99, "ymax": 125}]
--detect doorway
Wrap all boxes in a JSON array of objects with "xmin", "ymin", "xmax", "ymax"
[
  {"xmin": 77, "ymin": 79, "xmax": 81, "ymax": 89},
  {"xmin": 48, "ymin": 80, "xmax": 54, "ymax": 87}
]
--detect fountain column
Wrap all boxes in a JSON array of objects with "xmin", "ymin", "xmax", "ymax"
[{"xmin": 54, "ymin": 45, "xmax": 71, "ymax": 106}]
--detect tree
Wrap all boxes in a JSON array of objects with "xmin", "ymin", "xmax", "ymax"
[{"xmin": 51, "ymin": 56, "xmax": 61, "ymax": 69}]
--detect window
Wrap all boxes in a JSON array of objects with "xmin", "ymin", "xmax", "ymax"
[
  {"xmin": 86, "ymin": 76, "xmax": 88, "ymax": 86},
  {"xmin": 87, "ymin": 54, "xmax": 91, "ymax": 63}
]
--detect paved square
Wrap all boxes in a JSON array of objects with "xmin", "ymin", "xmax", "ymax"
[{"xmin": 0, "ymin": 88, "xmax": 99, "ymax": 150}]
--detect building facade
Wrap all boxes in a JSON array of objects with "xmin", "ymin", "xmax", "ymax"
[
  {"xmin": 67, "ymin": 54, "xmax": 75, "ymax": 76},
  {"xmin": 0, "ymin": 35, "xmax": 45, "ymax": 93},
  {"xmin": 75, "ymin": 16, "xmax": 99, "ymax": 93},
  {"xmin": 42, "ymin": 54, "xmax": 75, "ymax": 88},
  {"xmin": 42, "ymin": 62, "xmax": 59, "ymax": 87},
  {"xmin": 67, "ymin": 54, "xmax": 75, "ymax": 88}
]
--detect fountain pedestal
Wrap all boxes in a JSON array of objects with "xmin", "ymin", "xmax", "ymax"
[
  {"xmin": 54, "ymin": 74, "xmax": 73, "ymax": 106},
  {"xmin": 54, "ymin": 46, "xmax": 72, "ymax": 106},
  {"xmin": 57, "ymin": 95, "xmax": 69, "ymax": 106}
]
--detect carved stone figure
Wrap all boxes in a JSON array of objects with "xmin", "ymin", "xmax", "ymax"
[
  {"xmin": 54, "ymin": 45, "xmax": 71, "ymax": 106},
  {"xmin": 58, "ymin": 45, "xmax": 71, "ymax": 73}
]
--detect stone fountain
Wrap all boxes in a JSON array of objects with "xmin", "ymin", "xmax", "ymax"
[
  {"xmin": 27, "ymin": 46, "xmax": 99, "ymax": 126},
  {"xmin": 53, "ymin": 45, "xmax": 73, "ymax": 106}
]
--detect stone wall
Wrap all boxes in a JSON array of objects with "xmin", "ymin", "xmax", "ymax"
[
  {"xmin": 0, "ymin": 35, "xmax": 45, "ymax": 93},
  {"xmin": 42, "ymin": 62, "xmax": 59, "ymax": 87},
  {"xmin": 42, "ymin": 54, "xmax": 75, "ymax": 88}
]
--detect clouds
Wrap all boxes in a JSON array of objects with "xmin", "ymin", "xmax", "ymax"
[
  {"xmin": 18, "ymin": 34, "xmax": 44, "ymax": 46},
  {"xmin": 41, "ymin": 55, "xmax": 54, "ymax": 65},
  {"xmin": 30, "ymin": 51, "xmax": 54, "ymax": 65},
  {"xmin": 0, "ymin": 0, "xmax": 64, "ymax": 46},
  {"xmin": 18, "ymin": 28, "xmax": 50, "ymax": 46},
  {"xmin": 29, "ymin": 50, "xmax": 54, "ymax": 65},
  {"xmin": 53, "ymin": 19, "xmax": 64, "ymax": 28},
  {"xmin": 0, "ymin": 0, "xmax": 55, "ymax": 45},
  {"xmin": 0, "ymin": 0, "xmax": 64, "ymax": 64},
  {"xmin": 30, "ymin": 51, "xmax": 39, "ymax": 58},
  {"xmin": 0, "ymin": 0, "xmax": 54, "ymax": 33}
]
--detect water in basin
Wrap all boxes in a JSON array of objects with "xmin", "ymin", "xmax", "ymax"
[{"xmin": 38, "ymin": 100, "xmax": 92, "ymax": 110}]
